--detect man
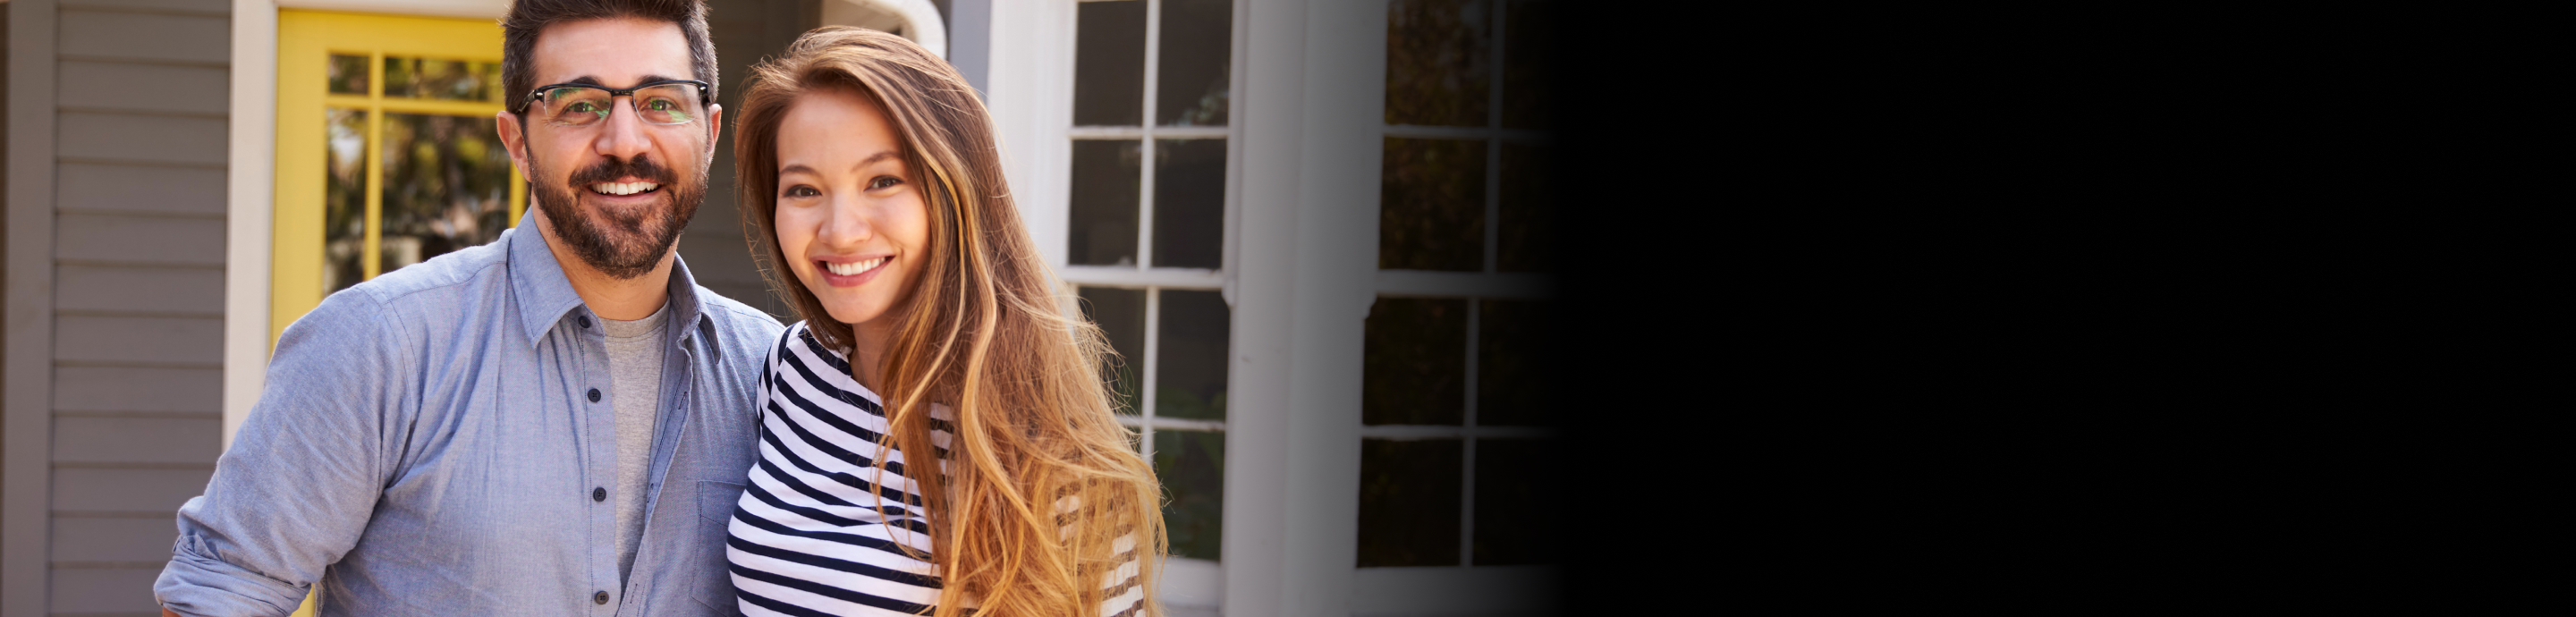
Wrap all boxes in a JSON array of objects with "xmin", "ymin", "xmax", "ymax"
[{"xmin": 154, "ymin": 0, "xmax": 780, "ymax": 614}]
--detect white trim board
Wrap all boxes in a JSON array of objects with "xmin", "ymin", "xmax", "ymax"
[{"xmin": 275, "ymin": 0, "xmax": 504, "ymax": 19}]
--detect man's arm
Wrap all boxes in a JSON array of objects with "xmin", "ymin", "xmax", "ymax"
[{"xmin": 154, "ymin": 291, "xmax": 413, "ymax": 616}]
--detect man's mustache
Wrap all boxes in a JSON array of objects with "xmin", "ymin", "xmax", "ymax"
[{"xmin": 565, "ymin": 155, "xmax": 677, "ymax": 188}]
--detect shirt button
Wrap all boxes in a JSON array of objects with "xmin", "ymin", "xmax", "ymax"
[
  {"xmin": 579, "ymin": 316, "xmax": 592, "ymax": 328},
  {"xmin": 587, "ymin": 388, "xmax": 601, "ymax": 402},
  {"xmin": 593, "ymin": 487, "xmax": 606, "ymax": 503},
  {"xmin": 594, "ymin": 590, "xmax": 609, "ymax": 604}
]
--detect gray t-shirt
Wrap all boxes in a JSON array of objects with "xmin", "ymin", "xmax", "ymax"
[{"xmin": 600, "ymin": 305, "xmax": 669, "ymax": 583}]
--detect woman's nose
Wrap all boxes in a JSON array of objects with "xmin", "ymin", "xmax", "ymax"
[{"xmin": 818, "ymin": 195, "xmax": 873, "ymax": 245}]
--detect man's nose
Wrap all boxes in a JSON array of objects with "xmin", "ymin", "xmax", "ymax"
[{"xmin": 593, "ymin": 97, "xmax": 652, "ymax": 162}]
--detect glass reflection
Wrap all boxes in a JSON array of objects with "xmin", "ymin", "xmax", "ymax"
[
  {"xmin": 1074, "ymin": 0, "xmax": 1147, "ymax": 126},
  {"xmin": 1478, "ymin": 300, "xmax": 1547, "ymax": 427},
  {"xmin": 1363, "ymin": 297, "xmax": 1465, "ymax": 426},
  {"xmin": 327, "ymin": 55, "xmax": 369, "ymax": 95},
  {"xmin": 1154, "ymin": 430, "xmax": 1225, "ymax": 561},
  {"xmin": 1152, "ymin": 139, "xmax": 1224, "ymax": 269},
  {"xmin": 1501, "ymin": 0, "xmax": 1551, "ymax": 130},
  {"xmin": 1356, "ymin": 438, "xmax": 1462, "ymax": 567},
  {"xmin": 1472, "ymin": 438, "xmax": 1555, "ymax": 565},
  {"xmin": 1497, "ymin": 141, "xmax": 1549, "ymax": 273},
  {"xmin": 1069, "ymin": 140, "xmax": 1141, "ymax": 266},
  {"xmin": 325, "ymin": 109, "xmax": 368, "ymax": 294},
  {"xmin": 380, "ymin": 113, "xmax": 512, "ymax": 273},
  {"xmin": 1157, "ymin": 0, "xmax": 1232, "ymax": 126},
  {"xmin": 383, "ymin": 56, "xmax": 498, "ymax": 101},
  {"xmin": 1079, "ymin": 286, "xmax": 1147, "ymax": 415},
  {"xmin": 1156, "ymin": 290, "xmax": 1229, "ymax": 420},
  {"xmin": 1379, "ymin": 137, "xmax": 1485, "ymax": 271},
  {"xmin": 1385, "ymin": 0, "xmax": 1490, "ymax": 127}
]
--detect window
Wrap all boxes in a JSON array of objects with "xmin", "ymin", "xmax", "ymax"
[
  {"xmin": 1063, "ymin": 0, "xmax": 1238, "ymax": 567},
  {"xmin": 275, "ymin": 12, "xmax": 515, "ymax": 342},
  {"xmin": 1360, "ymin": 0, "xmax": 1556, "ymax": 570}
]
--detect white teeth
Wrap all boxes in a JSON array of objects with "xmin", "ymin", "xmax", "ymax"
[
  {"xmin": 825, "ymin": 258, "xmax": 886, "ymax": 276},
  {"xmin": 589, "ymin": 182, "xmax": 658, "ymax": 196}
]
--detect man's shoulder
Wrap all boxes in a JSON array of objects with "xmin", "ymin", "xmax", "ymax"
[
  {"xmin": 341, "ymin": 240, "xmax": 511, "ymax": 305},
  {"xmin": 691, "ymin": 285, "xmax": 787, "ymax": 357}
]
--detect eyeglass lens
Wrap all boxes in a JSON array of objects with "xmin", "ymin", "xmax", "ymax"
[{"xmin": 536, "ymin": 84, "xmax": 702, "ymax": 127}]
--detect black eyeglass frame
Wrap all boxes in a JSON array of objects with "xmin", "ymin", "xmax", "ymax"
[{"xmin": 513, "ymin": 79, "xmax": 713, "ymax": 115}]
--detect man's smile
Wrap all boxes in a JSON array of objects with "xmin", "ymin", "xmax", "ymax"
[{"xmin": 589, "ymin": 181, "xmax": 660, "ymax": 196}]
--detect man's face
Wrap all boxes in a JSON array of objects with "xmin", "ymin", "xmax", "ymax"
[{"xmin": 497, "ymin": 17, "xmax": 721, "ymax": 280}]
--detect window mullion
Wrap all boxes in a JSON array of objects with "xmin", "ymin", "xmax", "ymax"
[
  {"xmin": 1482, "ymin": 0, "xmax": 1506, "ymax": 275},
  {"xmin": 1141, "ymin": 287, "xmax": 1163, "ymax": 459},
  {"xmin": 1460, "ymin": 299, "xmax": 1480, "ymax": 567},
  {"xmin": 1136, "ymin": 0, "xmax": 1165, "ymax": 269},
  {"xmin": 363, "ymin": 50, "xmax": 386, "ymax": 281}
]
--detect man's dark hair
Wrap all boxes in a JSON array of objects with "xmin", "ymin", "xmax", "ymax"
[{"xmin": 500, "ymin": 0, "xmax": 718, "ymax": 117}]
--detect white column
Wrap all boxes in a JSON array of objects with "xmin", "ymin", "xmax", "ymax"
[
  {"xmin": 1223, "ymin": 0, "xmax": 1385, "ymax": 614},
  {"xmin": 224, "ymin": 0, "xmax": 279, "ymax": 452}
]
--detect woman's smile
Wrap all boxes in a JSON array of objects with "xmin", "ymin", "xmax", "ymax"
[{"xmin": 816, "ymin": 256, "xmax": 892, "ymax": 286}]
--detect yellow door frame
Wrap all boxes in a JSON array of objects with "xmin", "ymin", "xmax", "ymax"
[{"xmin": 275, "ymin": 10, "xmax": 521, "ymax": 345}]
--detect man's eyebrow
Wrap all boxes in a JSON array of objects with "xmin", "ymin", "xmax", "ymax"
[{"xmin": 551, "ymin": 75, "xmax": 689, "ymax": 89}]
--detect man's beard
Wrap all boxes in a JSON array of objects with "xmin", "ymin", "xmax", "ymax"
[{"xmin": 530, "ymin": 152, "xmax": 703, "ymax": 280}]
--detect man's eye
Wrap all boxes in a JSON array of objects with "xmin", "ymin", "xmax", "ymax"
[
  {"xmin": 564, "ymin": 102, "xmax": 598, "ymax": 114},
  {"xmin": 784, "ymin": 185, "xmax": 820, "ymax": 198},
  {"xmin": 646, "ymin": 99, "xmax": 674, "ymax": 111}
]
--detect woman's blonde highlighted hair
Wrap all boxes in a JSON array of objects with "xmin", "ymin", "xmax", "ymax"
[{"xmin": 733, "ymin": 27, "xmax": 1165, "ymax": 617}]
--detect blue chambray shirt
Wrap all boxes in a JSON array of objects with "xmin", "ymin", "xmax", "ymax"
[{"xmin": 155, "ymin": 209, "xmax": 784, "ymax": 617}]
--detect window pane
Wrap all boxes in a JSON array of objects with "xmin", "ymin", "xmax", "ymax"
[
  {"xmin": 1074, "ymin": 0, "xmax": 1148, "ymax": 126},
  {"xmin": 1156, "ymin": 290, "xmax": 1229, "ymax": 420},
  {"xmin": 381, "ymin": 56, "xmax": 415, "ymax": 98},
  {"xmin": 1152, "ymin": 139, "xmax": 1224, "ymax": 269},
  {"xmin": 1472, "ymin": 438, "xmax": 1555, "ymax": 565},
  {"xmin": 327, "ymin": 54, "xmax": 369, "ymax": 95},
  {"xmin": 325, "ymin": 108, "xmax": 368, "ymax": 294},
  {"xmin": 1500, "ymin": 0, "xmax": 1552, "ymax": 130},
  {"xmin": 1080, "ymin": 286, "xmax": 1147, "ymax": 415},
  {"xmin": 1379, "ymin": 137, "xmax": 1484, "ymax": 272},
  {"xmin": 1070, "ymin": 139, "xmax": 1141, "ymax": 266},
  {"xmin": 1154, "ymin": 429, "xmax": 1224, "ymax": 561},
  {"xmin": 1356, "ymin": 438, "xmax": 1461, "ymax": 567},
  {"xmin": 1385, "ymin": 0, "xmax": 1490, "ymax": 127},
  {"xmin": 380, "ymin": 114, "xmax": 512, "ymax": 274},
  {"xmin": 1363, "ymin": 297, "xmax": 1465, "ymax": 426},
  {"xmin": 1478, "ymin": 300, "xmax": 1549, "ymax": 427},
  {"xmin": 1496, "ymin": 141, "xmax": 1549, "ymax": 273},
  {"xmin": 1157, "ymin": 0, "xmax": 1232, "ymax": 126}
]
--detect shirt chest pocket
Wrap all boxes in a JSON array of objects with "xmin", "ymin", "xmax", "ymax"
[{"xmin": 692, "ymin": 479, "xmax": 747, "ymax": 610}]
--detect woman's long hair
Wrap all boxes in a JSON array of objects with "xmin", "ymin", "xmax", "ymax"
[{"xmin": 733, "ymin": 27, "xmax": 1165, "ymax": 617}]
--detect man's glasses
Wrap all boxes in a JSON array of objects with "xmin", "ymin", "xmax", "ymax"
[{"xmin": 516, "ymin": 80, "xmax": 711, "ymax": 127}]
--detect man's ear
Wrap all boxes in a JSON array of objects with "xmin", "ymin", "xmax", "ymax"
[
  {"xmin": 496, "ymin": 110, "xmax": 533, "ymax": 182},
  {"xmin": 704, "ymin": 104, "xmax": 724, "ymax": 156}
]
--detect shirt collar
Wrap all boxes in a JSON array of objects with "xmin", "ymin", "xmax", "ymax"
[{"xmin": 507, "ymin": 207, "xmax": 711, "ymax": 349}]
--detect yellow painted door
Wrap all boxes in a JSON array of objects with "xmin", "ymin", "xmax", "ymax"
[
  {"xmin": 273, "ymin": 11, "xmax": 520, "ymax": 615},
  {"xmin": 275, "ymin": 9, "xmax": 522, "ymax": 345}
]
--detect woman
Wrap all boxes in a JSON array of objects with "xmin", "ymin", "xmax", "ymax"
[{"xmin": 724, "ymin": 28, "xmax": 1164, "ymax": 617}]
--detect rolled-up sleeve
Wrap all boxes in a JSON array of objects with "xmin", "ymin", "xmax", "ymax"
[{"xmin": 155, "ymin": 289, "xmax": 415, "ymax": 616}]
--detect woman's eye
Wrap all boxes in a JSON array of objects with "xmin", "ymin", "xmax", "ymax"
[
  {"xmin": 869, "ymin": 176, "xmax": 903, "ymax": 190},
  {"xmin": 783, "ymin": 185, "xmax": 820, "ymax": 198}
]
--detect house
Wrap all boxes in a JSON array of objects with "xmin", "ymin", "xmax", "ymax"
[{"xmin": 3, "ymin": 0, "xmax": 1557, "ymax": 614}]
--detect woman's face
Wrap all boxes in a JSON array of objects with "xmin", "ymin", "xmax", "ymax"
[{"xmin": 774, "ymin": 89, "xmax": 931, "ymax": 334}]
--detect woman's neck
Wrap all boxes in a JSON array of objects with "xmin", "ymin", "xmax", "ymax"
[{"xmin": 847, "ymin": 319, "xmax": 894, "ymax": 393}]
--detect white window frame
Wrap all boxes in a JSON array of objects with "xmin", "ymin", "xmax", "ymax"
[
  {"xmin": 1004, "ymin": 0, "xmax": 1246, "ymax": 613},
  {"xmin": 1358, "ymin": 0, "xmax": 1560, "ymax": 604}
]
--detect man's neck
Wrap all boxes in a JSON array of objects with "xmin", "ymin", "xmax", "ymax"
[{"xmin": 534, "ymin": 208, "xmax": 674, "ymax": 321}]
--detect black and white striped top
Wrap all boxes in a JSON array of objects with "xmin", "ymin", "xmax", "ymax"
[{"xmin": 727, "ymin": 322, "xmax": 1144, "ymax": 617}]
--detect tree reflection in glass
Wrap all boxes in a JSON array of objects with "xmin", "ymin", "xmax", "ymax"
[{"xmin": 379, "ymin": 113, "xmax": 512, "ymax": 273}]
